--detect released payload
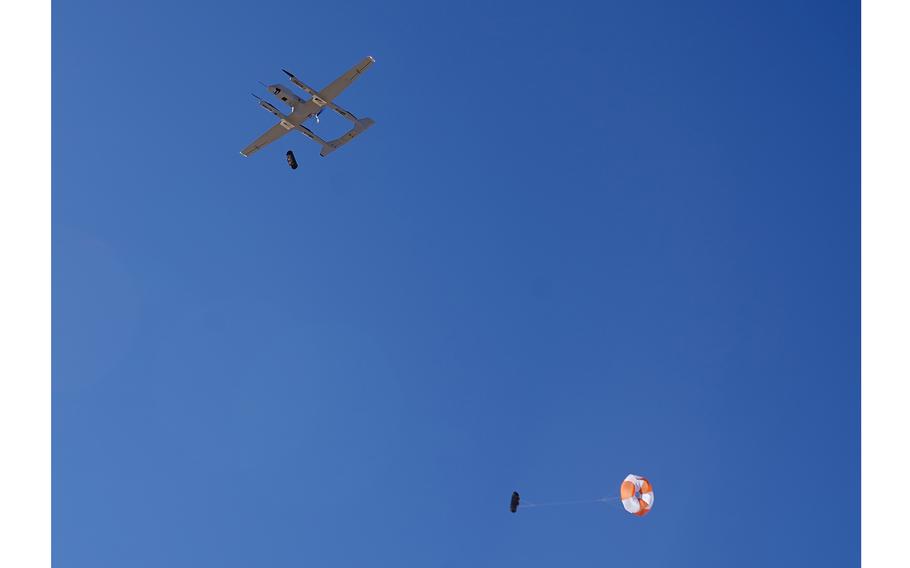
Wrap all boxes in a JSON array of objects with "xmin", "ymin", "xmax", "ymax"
[
  {"xmin": 510, "ymin": 491, "xmax": 520, "ymax": 513},
  {"xmin": 286, "ymin": 150, "xmax": 298, "ymax": 169}
]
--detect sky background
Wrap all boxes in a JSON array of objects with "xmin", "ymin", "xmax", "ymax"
[{"xmin": 53, "ymin": 1, "xmax": 859, "ymax": 566}]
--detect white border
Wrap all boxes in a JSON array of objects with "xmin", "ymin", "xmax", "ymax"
[
  {"xmin": 0, "ymin": 1, "xmax": 51, "ymax": 567},
  {"xmin": 0, "ymin": 1, "xmax": 900, "ymax": 566},
  {"xmin": 863, "ymin": 1, "xmax": 910, "ymax": 566}
]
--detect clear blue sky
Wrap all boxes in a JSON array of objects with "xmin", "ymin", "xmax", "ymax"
[{"xmin": 53, "ymin": 1, "xmax": 859, "ymax": 566}]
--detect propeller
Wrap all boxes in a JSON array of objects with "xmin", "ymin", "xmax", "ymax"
[{"xmin": 282, "ymin": 68, "xmax": 294, "ymax": 78}]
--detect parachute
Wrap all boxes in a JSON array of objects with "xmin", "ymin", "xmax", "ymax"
[
  {"xmin": 510, "ymin": 474, "xmax": 654, "ymax": 517},
  {"xmin": 620, "ymin": 474, "xmax": 654, "ymax": 516}
]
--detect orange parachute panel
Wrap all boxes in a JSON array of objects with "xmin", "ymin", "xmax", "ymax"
[{"xmin": 620, "ymin": 474, "xmax": 654, "ymax": 516}]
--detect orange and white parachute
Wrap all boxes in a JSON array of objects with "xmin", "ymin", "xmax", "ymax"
[
  {"xmin": 510, "ymin": 474, "xmax": 655, "ymax": 516},
  {"xmin": 620, "ymin": 474, "xmax": 654, "ymax": 516}
]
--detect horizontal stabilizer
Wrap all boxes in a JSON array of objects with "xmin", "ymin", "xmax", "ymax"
[{"xmin": 320, "ymin": 118, "xmax": 375, "ymax": 157}]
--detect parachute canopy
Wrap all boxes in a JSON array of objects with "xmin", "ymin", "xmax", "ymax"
[
  {"xmin": 620, "ymin": 474, "xmax": 654, "ymax": 516},
  {"xmin": 510, "ymin": 491, "xmax": 520, "ymax": 513}
]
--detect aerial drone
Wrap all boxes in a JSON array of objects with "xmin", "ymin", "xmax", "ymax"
[{"xmin": 241, "ymin": 56, "xmax": 376, "ymax": 170}]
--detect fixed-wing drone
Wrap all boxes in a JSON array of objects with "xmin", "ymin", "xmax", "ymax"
[{"xmin": 241, "ymin": 56, "xmax": 376, "ymax": 159}]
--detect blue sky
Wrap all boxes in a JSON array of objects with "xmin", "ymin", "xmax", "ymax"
[{"xmin": 53, "ymin": 1, "xmax": 859, "ymax": 566}]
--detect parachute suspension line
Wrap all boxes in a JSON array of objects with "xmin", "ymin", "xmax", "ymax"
[{"xmin": 521, "ymin": 496, "xmax": 620, "ymax": 509}]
